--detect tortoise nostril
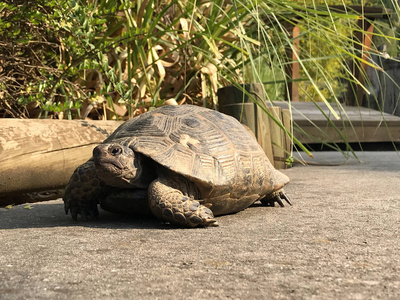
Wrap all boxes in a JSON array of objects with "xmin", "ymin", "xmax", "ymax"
[{"xmin": 109, "ymin": 145, "xmax": 122, "ymax": 156}]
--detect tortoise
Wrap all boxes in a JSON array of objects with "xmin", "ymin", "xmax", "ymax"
[{"xmin": 63, "ymin": 104, "xmax": 291, "ymax": 227}]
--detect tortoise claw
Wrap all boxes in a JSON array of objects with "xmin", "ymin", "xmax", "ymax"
[
  {"xmin": 64, "ymin": 199, "xmax": 99, "ymax": 221},
  {"xmin": 205, "ymin": 219, "xmax": 219, "ymax": 227},
  {"xmin": 261, "ymin": 190, "xmax": 292, "ymax": 207},
  {"xmin": 275, "ymin": 196, "xmax": 285, "ymax": 207},
  {"xmin": 280, "ymin": 191, "xmax": 292, "ymax": 206}
]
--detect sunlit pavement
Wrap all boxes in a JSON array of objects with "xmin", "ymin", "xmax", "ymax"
[{"xmin": 1, "ymin": 151, "xmax": 399, "ymax": 299}]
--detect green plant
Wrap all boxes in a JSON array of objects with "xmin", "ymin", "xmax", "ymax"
[{"xmin": 2, "ymin": 0, "xmax": 400, "ymax": 157}]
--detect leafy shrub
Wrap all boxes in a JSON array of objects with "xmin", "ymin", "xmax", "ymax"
[{"xmin": 1, "ymin": 0, "xmax": 398, "ymax": 120}]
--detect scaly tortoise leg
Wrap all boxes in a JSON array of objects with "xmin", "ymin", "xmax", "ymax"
[
  {"xmin": 63, "ymin": 159, "xmax": 105, "ymax": 221},
  {"xmin": 148, "ymin": 177, "xmax": 218, "ymax": 228}
]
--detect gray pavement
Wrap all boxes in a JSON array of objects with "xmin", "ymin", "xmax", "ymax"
[{"xmin": 0, "ymin": 151, "xmax": 399, "ymax": 299}]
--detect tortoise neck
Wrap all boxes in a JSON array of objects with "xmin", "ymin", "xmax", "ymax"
[{"xmin": 132, "ymin": 153, "xmax": 157, "ymax": 188}]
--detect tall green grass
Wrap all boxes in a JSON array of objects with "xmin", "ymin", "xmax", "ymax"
[{"xmin": 4, "ymin": 0, "xmax": 400, "ymax": 156}]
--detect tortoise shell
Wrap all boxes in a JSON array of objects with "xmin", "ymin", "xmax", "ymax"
[{"xmin": 103, "ymin": 105, "xmax": 289, "ymax": 200}]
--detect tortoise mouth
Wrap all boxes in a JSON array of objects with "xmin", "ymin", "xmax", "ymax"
[{"xmin": 97, "ymin": 158, "xmax": 124, "ymax": 171}]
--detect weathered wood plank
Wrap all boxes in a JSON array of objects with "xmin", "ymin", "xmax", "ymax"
[
  {"xmin": 294, "ymin": 124, "xmax": 400, "ymax": 144},
  {"xmin": 0, "ymin": 119, "xmax": 121, "ymax": 205},
  {"xmin": 273, "ymin": 101, "xmax": 400, "ymax": 143}
]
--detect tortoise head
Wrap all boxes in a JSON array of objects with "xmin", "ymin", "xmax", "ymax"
[{"xmin": 93, "ymin": 143, "xmax": 146, "ymax": 188}]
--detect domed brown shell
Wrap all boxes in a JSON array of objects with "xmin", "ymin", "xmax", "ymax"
[{"xmin": 103, "ymin": 105, "xmax": 289, "ymax": 199}]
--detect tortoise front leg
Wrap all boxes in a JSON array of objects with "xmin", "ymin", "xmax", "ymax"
[
  {"xmin": 148, "ymin": 176, "xmax": 218, "ymax": 228},
  {"xmin": 63, "ymin": 159, "xmax": 105, "ymax": 221}
]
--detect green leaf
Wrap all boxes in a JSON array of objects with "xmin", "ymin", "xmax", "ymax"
[{"xmin": 12, "ymin": 28, "xmax": 20, "ymax": 36}]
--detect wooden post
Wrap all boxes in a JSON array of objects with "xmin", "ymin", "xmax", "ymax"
[
  {"xmin": 217, "ymin": 85, "xmax": 292, "ymax": 168},
  {"xmin": 292, "ymin": 26, "xmax": 300, "ymax": 102},
  {"xmin": 264, "ymin": 107, "xmax": 291, "ymax": 169},
  {"xmin": 267, "ymin": 107, "xmax": 285, "ymax": 169},
  {"xmin": 285, "ymin": 24, "xmax": 301, "ymax": 102},
  {"xmin": 282, "ymin": 108, "xmax": 292, "ymax": 160},
  {"xmin": 256, "ymin": 107, "xmax": 274, "ymax": 164},
  {"xmin": 346, "ymin": 18, "xmax": 375, "ymax": 106},
  {"xmin": 355, "ymin": 22, "xmax": 375, "ymax": 105}
]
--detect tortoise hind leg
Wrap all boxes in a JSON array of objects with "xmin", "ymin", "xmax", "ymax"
[
  {"xmin": 148, "ymin": 176, "xmax": 218, "ymax": 228},
  {"xmin": 260, "ymin": 190, "xmax": 292, "ymax": 207}
]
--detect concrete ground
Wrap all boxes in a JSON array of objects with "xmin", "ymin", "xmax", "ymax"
[{"xmin": 0, "ymin": 151, "xmax": 399, "ymax": 300}]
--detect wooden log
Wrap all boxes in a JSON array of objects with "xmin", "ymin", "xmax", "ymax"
[{"xmin": 0, "ymin": 119, "xmax": 121, "ymax": 206}]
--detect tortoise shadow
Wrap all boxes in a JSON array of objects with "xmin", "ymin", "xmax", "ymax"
[
  {"xmin": 0, "ymin": 200, "xmax": 274, "ymax": 230},
  {"xmin": 0, "ymin": 200, "xmax": 170, "ymax": 230}
]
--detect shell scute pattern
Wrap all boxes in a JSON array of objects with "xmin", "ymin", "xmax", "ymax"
[{"xmin": 104, "ymin": 105, "xmax": 280, "ymax": 194}]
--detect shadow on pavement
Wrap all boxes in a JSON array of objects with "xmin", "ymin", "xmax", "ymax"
[{"xmin": 0, "ymin": 200, "xmax": 168, "ymax": 230}]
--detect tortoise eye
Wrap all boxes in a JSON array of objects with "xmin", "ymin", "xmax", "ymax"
[{"xmin": 109, "ymin": 145, "xmax": 122, "ymax": 156}]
